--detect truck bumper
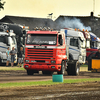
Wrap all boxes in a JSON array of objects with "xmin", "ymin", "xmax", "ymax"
[{"xmin": 24, "ymin": 64, "xmax": 61, "ymax": 71}]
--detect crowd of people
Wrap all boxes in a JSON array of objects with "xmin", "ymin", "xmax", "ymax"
[{"xmin": 6, "ymin": 47, "xmax": 23, "ymax": 67}]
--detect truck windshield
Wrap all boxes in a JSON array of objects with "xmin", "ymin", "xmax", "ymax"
[{"xmin": 26, "ymin": 34, "xmax": 57, "ymax": 45}]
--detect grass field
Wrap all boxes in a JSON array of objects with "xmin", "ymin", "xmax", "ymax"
[
  {"xmin": 0, "ymin": 78, "xmax": 100, "ymax": 88},
  {"xmin": 81, "ymin": 64, "xmax": 88, "ymax": 67}
]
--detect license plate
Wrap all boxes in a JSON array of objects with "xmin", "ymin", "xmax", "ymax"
[{"xmin": 35, "ymin": 46, "xmax": 45, "ymax": 48}]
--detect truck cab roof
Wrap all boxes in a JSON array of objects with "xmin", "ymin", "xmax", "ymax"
[
  {"xmin": 61, "ymin": 29, "xmax": 85, "ymax": 41},
  {"xmin": 27, "ymin": 30, "xmax": 58, "ymax": 34}
]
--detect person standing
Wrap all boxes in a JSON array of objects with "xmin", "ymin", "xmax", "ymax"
[
  {"xmin": 6, "ymin": 47, "xmax": 10, "ymax": 67},
  {"xmin": 10, "ymin": 47, "xmax": 16, "ymax": 67},
  {"xmin": 18, "ymin": 47, "xmax": 23, "ymax": 67}
]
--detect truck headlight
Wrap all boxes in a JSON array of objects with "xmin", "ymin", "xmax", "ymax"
[
  {"xmin": 51, "ymin": 60, "xmax": 56, "ymax": 63},
  {"xmin": 25, "ymin": 60, "xmax": 29, "ymax": 62}
]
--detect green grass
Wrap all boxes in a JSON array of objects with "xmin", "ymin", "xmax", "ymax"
[
  {"xmin": 80, "ymin": 64, "xmax": 88, "ymax": 67},
  {"xmin": 0, "ymin": 78, "xmax": 100, "ymax": 88}
]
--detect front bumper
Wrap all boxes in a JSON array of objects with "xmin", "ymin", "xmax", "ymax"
[{"xmin": 24, "ymin": 64, "xmax": 61, "ymax": 71}]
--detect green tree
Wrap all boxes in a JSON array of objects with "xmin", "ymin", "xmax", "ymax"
[{"xmin": 0, "ymin": 0, "xmax": 5, "ymax": 10}]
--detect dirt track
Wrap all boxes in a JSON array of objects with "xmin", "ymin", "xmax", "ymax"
[
  {"xmin": 0, "ymin": 69, "xmax": 100, "ymax": 83},
  {"xmin": 0, "ymin": 81, "xmax": 100, "ymax": 100},
  {"xmin": 0, "ymin": 69, "xmax": 100, "ymax": 99}
]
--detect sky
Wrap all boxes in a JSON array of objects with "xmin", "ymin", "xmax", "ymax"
[{"xmin": 0, "ymin": 0, "xmax": 100, "ymax": 20}]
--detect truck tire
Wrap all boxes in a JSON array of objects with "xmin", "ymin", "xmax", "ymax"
[
  {"xmin": 67, "ymin": 61, "xmax": 80, "ymax": 75},
  {"xmin": 57, "ymin": 61, "xmax": 65, "ymax": 75},
  {"xmin": 27, "ymin": 70, "xmax": 34, "ymax": 75}
]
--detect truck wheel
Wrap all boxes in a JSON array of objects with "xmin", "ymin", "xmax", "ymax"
[
  {"xmin": 42, "ymin": 71, "xmax": 53, "ymax": 75},
  {"xmin": 57, "ymin": 61, "xmax": 65, "ymax": 75},
  {"xmin": 67, "ymin": 62, "xmax": 80, "ymax": 76},
  {"xmin": 27, "ymin": 70, "xmax": 34, "ymax": 75}
]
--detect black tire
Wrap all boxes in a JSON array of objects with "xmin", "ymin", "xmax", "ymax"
[
  {"xmin": 27, "ymin": 70, "xmax": 34, "ymax": 75},
  {"xmin": 42, "ymin": 71, "xmax": 53, "ymax": 75},
  {"xmin": 57, "ymin": 61, "xmax": 65, "ymax": 75},
  {"xmin": 67, "ymin": 61, "xmax": 80, "ymax": 76}
]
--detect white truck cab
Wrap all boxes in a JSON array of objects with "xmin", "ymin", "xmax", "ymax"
[
  {"xmin": 0, "ymin": 31, "xmax": 17, "ymax": 63},
  {"xmin": 61, "ymin": 29, "xmax": 86, "ymax": 64}
]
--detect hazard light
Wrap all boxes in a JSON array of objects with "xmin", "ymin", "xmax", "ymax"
[
  {"xmin": 75, "ymin": 28, "xmax": 77, "ymax": 31},
  {"xmin": 23, "ymin": 26, "xmax": 29, "ymax": 30},
  {"xmin": 6, "ymin": 30, "xmax": 9, "ymax": 33},
  {"xmin": 23, "ymin": 26, "xmax": 25, "ymax": 28}
]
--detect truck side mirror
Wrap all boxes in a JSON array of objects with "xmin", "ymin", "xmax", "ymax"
[{"xmin": 60, "ymin": 39, "xmax": 63, "ymax": 45}]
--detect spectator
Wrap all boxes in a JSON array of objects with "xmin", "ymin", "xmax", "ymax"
[
  {"xmin": 6, "ymin": 47, "xmax": 10, "ymax": 67},
  {"xmin": 95, "ymin": 48, "xmax": 100, "ymax": 58},
  {"xmin": 10, "ymin": 47, "xmax": 16, "ymax": 67},
  {"xmin": 18, "ymin": 47, "xmax": 23, "ymax": 67}
]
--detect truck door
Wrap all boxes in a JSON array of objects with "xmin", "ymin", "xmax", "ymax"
[{"xmin": 69, "ymin": 37, "xmax": 79, "ymax": 60}]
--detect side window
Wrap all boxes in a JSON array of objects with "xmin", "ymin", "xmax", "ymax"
[
  {"xmin": 90, "ymin": 41, "xmax": 94, "ymax": 48},
  {"xmin": 58, "ymin": 35, "xmax": 62, "ymax": 45},
  {"xmin": 70, "ymin": 38, "xmax": 78, "ymax": 47}
]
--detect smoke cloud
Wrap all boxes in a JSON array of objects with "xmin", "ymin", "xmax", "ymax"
[{"xmin": 58, "ymin": 17, "xmax": 91, "ymax": 31}]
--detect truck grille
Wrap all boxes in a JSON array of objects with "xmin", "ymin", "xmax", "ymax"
[{"xmin": 26, "ymin": 48, "xmax": 54, "ymax": 59}]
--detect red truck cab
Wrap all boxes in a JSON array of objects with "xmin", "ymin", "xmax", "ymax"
[{"xmin": 24, "ymin": 30, "xmax": 67, "ymax": 75}]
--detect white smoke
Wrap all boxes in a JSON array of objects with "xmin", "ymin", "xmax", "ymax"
[{"xmin": 59, "ymin": 17, "xmax": 91, "ymax": 31}]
